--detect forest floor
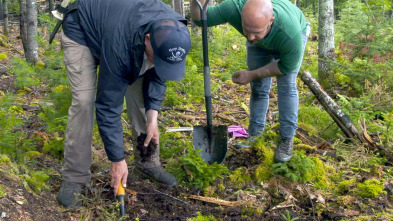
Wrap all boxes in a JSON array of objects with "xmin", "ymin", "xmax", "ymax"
[{"xmin": 1, "ymin": 18, "xmax": 393, "ymax": 221}]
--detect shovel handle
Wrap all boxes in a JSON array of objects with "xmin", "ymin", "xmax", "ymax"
[{"xmin": 195, "ymin": 0, "xmax": 212, "ymax": 128}]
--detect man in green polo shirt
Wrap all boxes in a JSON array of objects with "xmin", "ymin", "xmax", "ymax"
[{"xmin": 191, "ymin": 0, "xmax": 310, "ymax": 162}]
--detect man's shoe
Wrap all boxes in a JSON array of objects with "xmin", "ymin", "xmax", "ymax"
[
  {"xmin": 233, "ymin": 137, "xmax": 256, "ymax": 149},
  {"xmin": 274, "ymin": 137, "xmax": 294, "ymax": 163},
  {"xmin": 57, "ymin": 181, "xmax": 82, "ymax": 209},
  {"xmin": 134, "ymin": 166, "xmax": 178, "ymax": 187}
]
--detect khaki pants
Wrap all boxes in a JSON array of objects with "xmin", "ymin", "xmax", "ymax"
[{"xmin": 61, "ymin": 32, "xmax": 160, "ymax": 184}]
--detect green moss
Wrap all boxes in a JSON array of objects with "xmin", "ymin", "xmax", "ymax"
[
  {"xmin": 0, "ymin": 154, "xmax": 20, "ymax": 174},
  {"xmin": 294, "ymin": 143, "xmax": 316, "ymax": 152},
  {"xmin": 255, "ymin": 165, "xmax": 271, "ymax": 182},
  {"xmin": 353, "ymin": 211, "xmax": 393, "ymax": 221},
  {"xmin": 337, "ymin": 195, "xmax": 357, "ymax": 207},
  {"xmin": 253, "ymin": 139, "xmax": 275, "ymax": 182},
  {"xmin": 0, "ymin": 185, "xmax": 6, "ymax": 198},
  {"xmin": 315, "ymin": 203, "xmax": 326, "ymax": 217},
  {"xmin": 293, "ymin": 137, "xmax": 302, "ymax": 144},
  {"xmin": 189, "ymin": 212, "xmax": 217, "ymax": 221},
  {"xmin": 203, "ymin": 186, "xmax": 216, "ymax": 197},
  {"xmin": 356, "ymin": 179, "xmax": 385, "ymax": 198},
  {"xmin": 336, "ymin": 178, "xmax": 356, "ymax": 195},
  {"xmin": 0, "ymin": 53, "xmax": 8, "ymax": 61},
  {"xmin": 229, "ymin": 167, "xmax": 252, "ymax": 188},
  {"xmin": 217, "ymin": 182, "xmax": 225, "ymax": 193},
  {"xmin": 254, "ymin": 139, "xmax": 275, "ymax": 166},
  {"xmin": 241, "ymin": 206, "xmax": 260, "ymax": 217},
  {"xmin": 312, "ymin": 157, "xmax": 332, "ymax": 189},
  {"xmin": 35, "ymin": 61, "xmax": 46, "ymax": 69}
]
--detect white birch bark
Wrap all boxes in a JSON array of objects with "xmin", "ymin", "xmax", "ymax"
[
  {"xmin": 318, "ymin": 0, "xmax": 335, "ymax": 80},
  {"xmin": 26, "ymin": 0, "xmax": 39, "ymax": 63}
]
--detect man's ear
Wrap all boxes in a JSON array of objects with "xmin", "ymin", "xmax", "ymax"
[{"xmin": 270, "ymin": 16, "xmax": 275, "ymax": 25}]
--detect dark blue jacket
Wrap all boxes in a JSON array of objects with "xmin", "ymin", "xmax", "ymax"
[{"xmin": 63, "ymin": 0, "xmax": 186, "ymax": 162}]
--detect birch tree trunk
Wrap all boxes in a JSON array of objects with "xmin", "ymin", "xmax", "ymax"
[
  {"xmin": 318, "ymin": 0, "xmax": 335, "ymax": 81},
  {"xmin": 20, "ymin": 0, "xmax": 27, "ymax": 53},
  {"xmin": 26, "ymin": 0, "xmax": 39, "ymax": 63},
  {"xmin": 207, "ymin": 0, "xmax": 214, "ymax": 39},
  {"xmin": 172, "ymin": 0, "xmax": 184, "ymax": 17},
  {"xmin": 2, "ymin": 0, "xmax": 8, "ymax": 36}
]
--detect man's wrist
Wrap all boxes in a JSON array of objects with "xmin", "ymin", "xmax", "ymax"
[
  {"xmin": 146, "ymin": 109, "xmax": 158, "ymax": 123},
  {"xmin": 251, "ymin": 69, "xmax": 264, "ymax": 80}
]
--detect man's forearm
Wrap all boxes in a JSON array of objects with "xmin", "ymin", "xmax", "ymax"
[
  {"xmin": 190, "ymin": 0, "xmax": 206, "ymax": 21},
  {"xmin": 251, "ymin": 60, "xmax": 283, "ymax": 79}
]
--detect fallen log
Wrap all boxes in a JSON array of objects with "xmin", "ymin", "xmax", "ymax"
[
  {"xmin": 301, "ymin": 71, "xmax": 364, "ymax": 143},
  {"xmin": 301, "ymin": 71, "xmax": 393, "ymax": 163}
]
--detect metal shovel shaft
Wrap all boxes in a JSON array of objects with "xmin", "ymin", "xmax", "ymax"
[
  {"xmin": 196, "ymin": 0, "xmax": 213, "ymax": 129},
  {"xmin": 193, "ymin": 0, "xmax": 227, "ymax": 164},
  {"xmin": 198, "ymin": 0, "xmax": 213, "ymax": 153}
]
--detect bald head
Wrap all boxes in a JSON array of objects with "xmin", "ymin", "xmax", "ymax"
[{"xmin": 241, "ymin": 0, "xmax": 274, "ymax": 44}]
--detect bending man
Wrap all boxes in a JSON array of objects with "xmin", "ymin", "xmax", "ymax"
[
  {"xmin": 57, "ymin": 0, "xmax": 191, "ymax": 208},
  {"xmin": 191, "ymin": 0, "xmax": 309, "ymax": 162}
]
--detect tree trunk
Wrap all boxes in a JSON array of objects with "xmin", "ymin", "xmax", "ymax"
[
  {"xmin": 172, "ymin": 0, "xmax": 184, "ymax": 17},
  {"xmin": 318, "ymin": 0, "xmax": 335, "ymax": 81},
  {"xmin": 389, "ymin": 0, "xmax": 393, "ymax": 18},
  {"xmin": 20, "ymin": 0, "xmax": 27, "ymax": 53},
  {"xmin": 0, "ymin": 0, "xmax": 4, "ymax": 20},
  {"xmin": 2, "ymin": 0, "xmax": 8, "ymax": 36},
  {"xmin": 26, "ymin": 0, "xmax": 39, "ymax": 63},
  {"xmin": 207, "ymin": 0, "xmax": 214, "ymax": 40}
]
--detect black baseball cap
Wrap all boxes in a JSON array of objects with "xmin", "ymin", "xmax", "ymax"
[{"xmin": 150, "ymin": 19, "xmax": 191, "ymax": 81}]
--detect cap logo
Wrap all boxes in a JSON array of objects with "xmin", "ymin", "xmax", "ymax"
[{"xmin": 167, "ymin": 47, "xmax": 186, "ymax": 62}]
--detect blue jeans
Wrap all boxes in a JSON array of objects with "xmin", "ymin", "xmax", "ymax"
[{"xmin": 247, "ymin": 24, "xmax": 310, "ymax": 138}]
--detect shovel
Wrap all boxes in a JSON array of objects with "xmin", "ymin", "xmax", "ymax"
[{"xmin": 193, "ymin": 0, "xmax": 228, "ymax": 164}]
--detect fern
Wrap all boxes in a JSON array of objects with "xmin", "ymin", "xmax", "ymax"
[
  {"xmin": 168, "ymin": 146, "xmax": 229, "ymax": 189},
  {"xmin": 271, "ymin": 151, "xmax": 316, "ymax": 183}
]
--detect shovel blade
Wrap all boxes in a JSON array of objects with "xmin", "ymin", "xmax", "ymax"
[{"xmin": 193, "ymin": 125, "xmax": 228, "ymax": 164}]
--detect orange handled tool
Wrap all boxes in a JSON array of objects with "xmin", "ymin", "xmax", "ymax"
[{"xmin": 117, "ymin": 183, "xmax": 125, "ymax": 217}]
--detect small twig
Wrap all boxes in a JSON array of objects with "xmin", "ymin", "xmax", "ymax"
[
  {"xmin": 302, "ymin": 184, "xmax": 316, "ymax": 221},
  {"xmin": 161, "ymin": 106, "xmax": 195, "ymax": 113},
  {"xmin": 184, "ymin": 194, "xmax": 243, "ymax": 207},
  {"xmin": 149, "ymin": 189, "xmax": 193, "ymax": 207},
  {"xmin": 212, "ymin": 96, "xmax": 231, "ymax": 104},
  {"xmin": 215, "ymin": 114, "xmax": 238, "ymax": 125},
  {"xmin": 121, "ymin": 116, "xmax": 131, "ymax": 129}
]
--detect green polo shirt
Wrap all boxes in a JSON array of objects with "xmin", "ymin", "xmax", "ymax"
[{"xmin": 194, "ymin": 0, "xmax": 307, "ymax": 74}]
